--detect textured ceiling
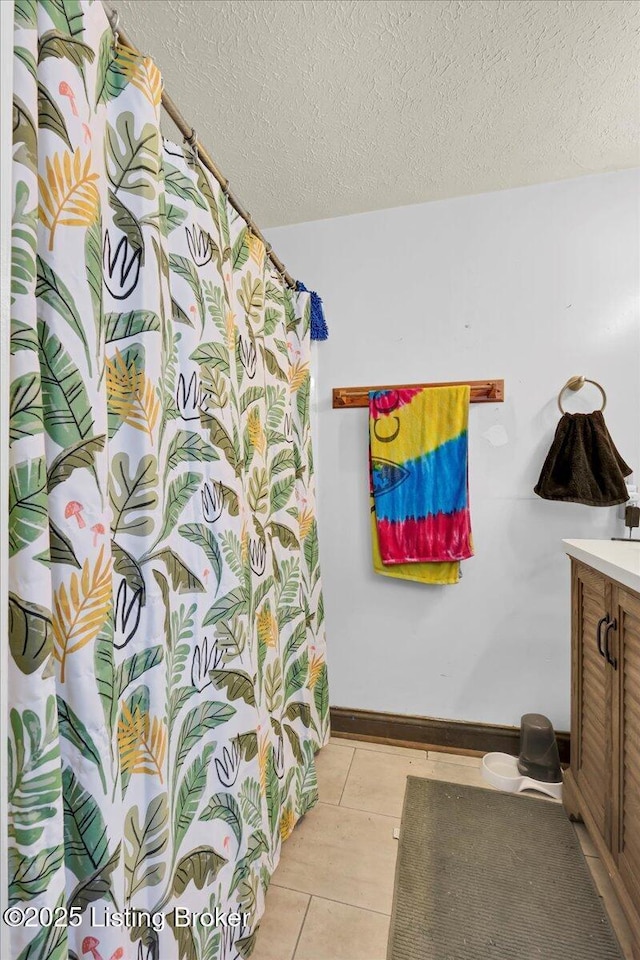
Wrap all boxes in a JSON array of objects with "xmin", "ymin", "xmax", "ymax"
[{"xmin": 110, "ymin": 0, "xmax": 639, "ymax": 227}]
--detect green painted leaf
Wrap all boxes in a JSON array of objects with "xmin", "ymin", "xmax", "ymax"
[
  {"xmin": 285, "ymin": 650, "xmax": 309, "ymax": 702},
  {"xmin": 169, "ymin": 254, "xmax": 205, "ymax": 327},
  {"xmin": 124, "ymin": 793, "xmax": 169, "ymax": 900},
  {"xmin": 62, "ymin": 767, "xmax": 110, "ymax": 880},
  {"xmin": 117, "ymin": 645, "xmax": 163, "ymax": 698},
  {"xmin": 284, "ymin": 723, "xmax": 303, "ymax": 763},
  {"xmin": 199, "ymin": 792, "xmax": 243, "ymax": 845},
  {"xmin": 94, "ymin": 616, "xmax": 117, "ymax": 738},
  {"xmin": 11, "ymin": 180, "xmax": 37, "ymax": 302},
  {"xmin": 265, "ymin": 745, "xmax": 279, "ymax": 837},
  {"xmin": 38, "ymin": 29, "xmax": 95, "ymax": 67},
  {"xmin": 15, "ymin": 1, "xmax": 37, "ymax": 27},
  {"xmin": 164, "ymin": 163, "xmax": 208, "ymax": 210},
  {"xmin": 9, "ymin": 845, "xmax": 64, "ymax": 904},
  {"xmin": 9, "ymin": 700, "xmax": 61, "ymax": 848},
  {"xmin": 68, "ymin": 842, "xmax": 120, "ymax": 914},
  {"xmin": 111, "ymin": 539, "xmax": 146, "ymax": 604},
  {"xmin": 37, "ymin": 81, "xmax": 72, "ymax": 150},
  {"xmin": 190, "ymin": 340, "xmax": 230, "ymax": 376},
  {"xmin": 202, "ymin": 586, "xmax": 248, "ymax": 627},
  {"xmin": 37, "ymin": 318, "xmax": 94, "ymax": 445},
  {"xmin": 15, "ymin": 890, "xmax": 67, "ymax": 960},
  {"xmin": 173, "ymin": 846, "xmax": 227, "ymax": 897},
  {"xmin": 179, "ymin": 523, "xmax": 222, "ymax": 592},
  {"xmin": 36, "ymin": 255, "xmax": 91, "ymax": 370},
  {"xmin": 283, "ymin": 624, "xmax": 307, "ymax": 669},
  {"xmin": 10, "ymin": 373, "xmax": 42, "ymax": 442},
  {"xmin": 106, "ymin": 112, "xmax": 159, "ymax": 197},
  {"xmin": 57, "ymin": 697, "xmax": 106, "ymax": 792},
  {"xmin": 161, "ymin": 199, "xmax": 188, "ymax": 234},
  {"xmin": 175, "ymin": 702, "xmax": 236, "ymax": 778},
  {"xmin": 261, "ymin": 345, "xmax": 288, "ymax": 382},
  {"xmin": 105, "ymin": 310, "xmax": 160, "ymax": 343},
  {"xmin": 40, "ymin": 0, "xmax": 84, "ymax": 37},
  {"xmin": 201, "ymin": 413, "xmax": 240, "ymax": 473},
  {"xmin": 109, "ymin": 452, "xmax": 158, "ymax": 537},
  {"xmin": 11, "ymin": 318, "xmax": 38, "ymax": 354},
  {"xmin": 269, "ymin": 521, "xmax": 298, "ymax": 549},
  {"xmin": 231, "ymin": 226, "xmax": 249, "ymax": 271},
  {"xmin": 238, "ymin": 779, "xmax": 263, "ymax": 829},
  {"xmin": 271, "ymin": 474, "xmax": 295, "ymax": 513},
  {"xmin": 174, "ymin": 745, "xmax": 214, "ymax": 849},
  {"xmin": 108, "ymin": 189, "xmax": 144, "ymax": 258},
  {"xmin": 9, "ymin": 457, "xmax": 47, "ymax": 557},
  {"xmin": 284, "ymin": 701, "xmax": 311, "ymax": 725},
  {"xmin": 209, "ymin": 670, "xmax": 256, "ymax": 706},
  {"xmin": 13, "ymin": 96, "xmax": 38, "ymax": 169},
  {"xmin": 264, "ymin": 306, "xmax": 281, "ymax": 336},
  {"xmin": 49, "ymin": 520, "xmax": 80, "ymax": 568},
  {"xmin": 95, "ymin": 31, "xmax": 128, "ymax": 107},
  {"xmin": 166, "ymin": 431, "xmax": 219, "ymax": 474},
  {"xmin": 148, "ymin": 548, "xmax": 205, "ymax": 594},
  {"xmin": 304, "ymin": 520, "xmax": 319, "ymax": 572},
  {"xmin": 9, "ymin": 593, "xmax": 52, "ymax": 675},
  {"xmin": 270, "ymin": 449, "xmax": 296, "ymax": 476},
  {"xmin": 314, "ymin": 663, "xmax": 329, "ymax": 722},
  {"xmin": 240, "ymin": 386, "xmax": 263, "ymax": 414},
  {"xmin": 85, "ymin": 213, "xmax": 102, "ymax": 354},
  {"xmin": 157, "ymin": 471, "xmax": 201, "ymax": 543},
  {"xmin": 46, "ymin": 434, "xmax": 105, "ymax": 492}
]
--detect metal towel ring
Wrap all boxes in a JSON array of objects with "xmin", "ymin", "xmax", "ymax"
[{"xmin": 557, "ymin": 376, "xmax": 607, "ymax": 414}]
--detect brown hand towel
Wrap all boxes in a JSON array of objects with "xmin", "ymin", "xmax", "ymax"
[{"xmin": 534, "ymin": 411, "xmax": 631, "ymax": 506}]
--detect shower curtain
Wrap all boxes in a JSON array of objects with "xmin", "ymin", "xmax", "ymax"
[{"xmin": 9, "ymin": 3, "xmax": 329, "ymax": 959}]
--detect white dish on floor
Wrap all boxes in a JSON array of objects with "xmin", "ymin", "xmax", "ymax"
[{"xmin": 481, "ymin": 752, "xmax": 563, "ymax": 801}]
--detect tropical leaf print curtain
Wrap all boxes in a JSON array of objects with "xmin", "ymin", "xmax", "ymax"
[{"xmin": 9, "ymin": 3, "xmax": 329, "ymax": 959}]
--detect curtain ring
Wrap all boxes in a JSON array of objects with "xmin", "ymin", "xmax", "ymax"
[
  {"xmin": 557, "ymin": 376, "xmax": 607, "ymax": 414},
  {"xmin": 185, "ymin": 128, "xmax": 199, "ymax": 163},
  {"xmin": 107, "ymin": 10, "xmax": 120, "ymax": 49}
]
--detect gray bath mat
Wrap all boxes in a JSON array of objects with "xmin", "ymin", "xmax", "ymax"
[{"xmin": 387, "ymin": 777, "xmax": 624, "ymax": 960}]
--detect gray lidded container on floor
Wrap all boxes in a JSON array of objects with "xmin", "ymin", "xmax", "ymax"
[{"xmin": 517, "ymin": 713, "xmax": 562, "ymax": 783}]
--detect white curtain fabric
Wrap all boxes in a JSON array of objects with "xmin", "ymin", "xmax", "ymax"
[{"xmin": 9, "ymin": 3, "xmax": 329, "ymax": 958}]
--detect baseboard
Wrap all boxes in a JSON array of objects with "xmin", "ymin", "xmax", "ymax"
[{"xmin": 330, "ymin": 706, "xmax": 571, "ymax": 765}]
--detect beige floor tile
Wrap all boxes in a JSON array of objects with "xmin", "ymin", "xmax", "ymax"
[
  {"xmin": 340, "ymin": 747, "xmax": 432, "ymax": 817},
  {"xmin": 273, "ymin": 801, "xmax": 399, "ymax": 914},
  {"xmin": 315, "ymin": 743, "xmax": 354, "ymax": 805},
  {"xmin": 586, "ymin": 858, "xmax": 636, "ymax": 960},
  {"xmin": 329, "ymin": 735, "xmax": 426, "ymax": 758},
  {"xmin": 427, "ymin": 750, "xmax": 482, "ymax": 767},
  {"xmin": 252, "ymin": 886, "xmax": 310, "ymax": 960},
  {"xmin": 294, "ymin": 897, "xmax": 390, "ymax": 960}
]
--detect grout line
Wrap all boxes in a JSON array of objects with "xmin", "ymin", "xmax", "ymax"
[
  {"xmin": 337, "ymin": 747, "xmax": 358, "ymax": 806},
  {"xmin": 273, "ymin": 884, "xmax": 393, "ymax": 919},
  {"xmin": 291, "ymin": 893, "xmax": 313, "ymax": 960}
]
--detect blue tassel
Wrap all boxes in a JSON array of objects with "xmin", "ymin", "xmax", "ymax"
[{"xmin": 296, "ymin": 281, "xmax": 328, "ymax": 341}]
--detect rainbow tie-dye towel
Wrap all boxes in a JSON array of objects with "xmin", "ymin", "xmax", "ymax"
[{"xmin": 369, "ymin": 385, "xmax": 473, "ymax": 584}]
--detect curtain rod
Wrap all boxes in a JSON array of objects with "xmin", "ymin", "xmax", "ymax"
[{"xmin": 104, "ymin": 5, "xmax": 297, "ymax": 290}]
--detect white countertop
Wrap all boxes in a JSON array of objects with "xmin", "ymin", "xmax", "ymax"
[{"xmin": 563, "ymin": 539, "xmax": 640, "ymax": 594}]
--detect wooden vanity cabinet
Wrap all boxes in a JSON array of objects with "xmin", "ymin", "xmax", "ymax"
[{"xmin": 564, "ymin": 559, "xmax": 640, "ymax": 951}]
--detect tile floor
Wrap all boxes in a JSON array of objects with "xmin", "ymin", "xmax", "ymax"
[{"xmin": 252, "ymin": 737, "xmax": 636, "ymax": 960}]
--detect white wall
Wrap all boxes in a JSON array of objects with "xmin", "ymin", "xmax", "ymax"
[{"xmin": 269, "ymin": 170, "xmax": 640, "ymax": 731}]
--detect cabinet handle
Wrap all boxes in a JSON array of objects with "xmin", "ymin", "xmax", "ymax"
[
  {"xmin": 603, "ymin": 618, "xmax": 617, "ymax": 669},
  {"xmin": 596, "ymin": 615, "xmax": 608, "ymax": 658}
]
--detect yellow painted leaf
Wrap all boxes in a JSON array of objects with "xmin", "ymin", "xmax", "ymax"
[
  {"xmin": 52, "ymin": 545, "xmax": 112, "ymax": 682},
  {"xmin": 37, "ymin": 148, "xmax": 99, "ymax": 250}
]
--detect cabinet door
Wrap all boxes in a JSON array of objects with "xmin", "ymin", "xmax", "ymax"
[
  {"xmin": 612, "ymin": 585, "xmax": 640, "ymax": 910},
  {"xmin": 572, "ymin": 561, "xmax": 613, "ymax": 845}
]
